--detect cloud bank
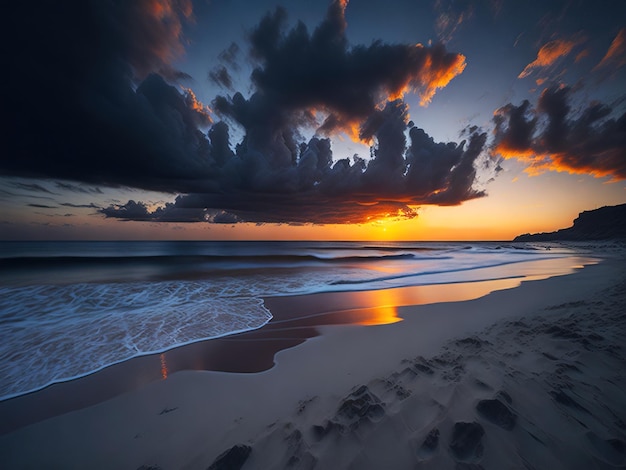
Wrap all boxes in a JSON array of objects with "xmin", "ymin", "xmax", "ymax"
[
  {"xmin": 102, "ymin": 99, "xmax": 488, "ymax": 224},
  {"xmin": 2, "ymin": 0, "xmax": 211, "ymax": 192},
  {"xmin": 493, "ymin": 85, "xmax": 626, "ymax": 180},
  {"xmin": 3, "ymin": 0, "xmax": 488, "ymax": 225}
]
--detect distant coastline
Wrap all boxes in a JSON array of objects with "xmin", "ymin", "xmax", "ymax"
[{"xmin": 514, "ymin": 203, "xmax": 626, "ymax": 242}]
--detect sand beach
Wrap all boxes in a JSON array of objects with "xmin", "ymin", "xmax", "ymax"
[{"xmin": 0, "ymin": 243, "xmax": 625, "ymax": 469}]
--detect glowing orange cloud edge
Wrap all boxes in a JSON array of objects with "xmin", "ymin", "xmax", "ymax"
[
  {"xmin": 518, "ymin": 38, "xmax": 579, "ymax": 78},
  {"xmin": 180, "ymin": 86, "xmax": 213, "ymax": 125},
  {"xmin": 494, "ymin": 143, "xmax": 623, "ymax": 181},
  {"xmin": 333, "ymin": 49, "xmax": 467, "ymax": 144},
  {"xmin": 595, "ymin": 28, "xmax": 626, "ymax": 70}
]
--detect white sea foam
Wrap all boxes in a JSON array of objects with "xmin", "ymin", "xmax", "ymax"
[{"xmin": 0, "ymin": 281, "xmax": 272, "ymax": 400}]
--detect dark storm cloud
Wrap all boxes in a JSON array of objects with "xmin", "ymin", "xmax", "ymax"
[
  {"xmin": 218, "ymin": 0, "xmax": 467, "ymax": 137},
  {"xmin": 492, "ymin": 101, "xmax": 537, "ymax": 155},
  {"xmin": 4, "ymin": 0, "xmax": 487, "ymax": 226},
  {"xmin": 60, "ymin": 202, "xmax": 101, "ymax": 209},
  {"xmin": 219, "ymin": 42, "xmax": 242, "ymax": 69},
  {"xmin": 493, "ymin": 85, "xmax": 626, "ymax": 179},
  {"xmin": 55, "ymin": 182, "xmax": 103, "ymax": 195},
  {"xmin": 10, "ymin": 182, "xmax": 56, "ymax": 195},
  {"xmin": 99, "ymin": 199, "xmax": 236, "ymax": 223},
  {"xmin": 103, "ymin": 100, "xmax": 487, "ymax": 224},
  {"xmin": 27, "ymin": 204, "xmax": 57, "ymax": 209},
  {"xmin": 2, "ymin": 0, "xmax": 212, "ymax": 193},
  {"xmin": 100, "ymin": 0, "xmax": 193, "ymax": 81},
  {"xmin": 209, "ymin": 66, "xmax": 234, "ymax": 90},
  {"xmin": 208, "ymin": 42, "xmax": 241, "ymax": 90},
  {"xmin": 99, "ymin": 200, "xmax": 155, "ymax": 221}
]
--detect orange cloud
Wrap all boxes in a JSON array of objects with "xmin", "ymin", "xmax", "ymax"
[
  {"xmin": 492, "ymin": 140, "xmax": 555, "ymax": 178},
  {"xmin": 433, "ymin": 0, "xmax": 474, "ymax": 44},
  {"xmin": 492, "ymin": 86, "xmax": 626, "ymax": 181},
  {"xmin": 341, "ymin": 45, "xmax": 466, "ymax": 140},
  {"xmin": 492, "ymin": 142, "xmax": 537, "ymax": 161},
  {"xmin": 526, "ymin": 153, "xmax": 623, "ymax": 180},
  {"xmin": 180, "ymin": 86, "xmax": 213, "ymax": 127},
  {"xmin": 595, "ymin": 28, "xmax": 626, "ymax": 70},
  {"xmin": 381, "ymin": 48, "xmax": 467, "ymax": 106},
  {"xmin": 326, "ymin": 44, "xmax": 465, "ymax": 143},
  {"xmin": 494, "ymin": 144, "xmax": 586, "ymax": 178},
  {"xmin": 493, "ymin": 142, "xmax": 621, "ymax": 179},
  {"xmin": 518, "ymin": 39, "xmax": 578, "ymax": 78},
  {"xmin": 129, "ymin": 0, "xmax": 194, "ymax": 79},
  {"xmin": 575, "ymin": 48, "xmax": 590, "ymax": 63},
  {"xmin": 546, "ymin": 153, "xmax": 624, "ymax": 180},
  {"xmin": 415, "ymin": 48, "xmax": 467, "ymax": 106}
]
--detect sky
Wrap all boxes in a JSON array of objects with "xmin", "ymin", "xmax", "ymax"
[{"xmin": 1, "ymin": 0, "xmax": 625, "ymax": 241}]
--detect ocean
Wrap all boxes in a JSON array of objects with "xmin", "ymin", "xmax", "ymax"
[{"xmin": 0, "ymin": 240, "xmax": 597, "ymax": 401}]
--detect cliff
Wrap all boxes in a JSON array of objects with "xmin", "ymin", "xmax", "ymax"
[{"xmin": 514, "ymin": 203, "xmax": 626, "ymax": 241}]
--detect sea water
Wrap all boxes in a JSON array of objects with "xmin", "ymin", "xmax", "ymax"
[{"xmin": 0, "ymin": 240, "xmax": 594, "ymax": 400}]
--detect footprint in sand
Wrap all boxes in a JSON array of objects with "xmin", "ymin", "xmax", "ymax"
[
  {"xmin": 416, "ymin": 427, "xmax": 440, "ymax": 459},
  {"xmin": 449, "ymin": 421, "xmax": 485, "ymax": 461},
  {"xmin": 476, "ymin": 397, "xmax": 517, "ymax": 430}
]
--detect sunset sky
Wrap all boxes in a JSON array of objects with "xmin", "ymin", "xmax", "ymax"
[{"xmin": 2, "ymin": 0, "xmax": 625, "ymax": 241}]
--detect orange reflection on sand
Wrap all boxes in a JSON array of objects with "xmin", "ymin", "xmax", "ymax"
[
  {"xmin": 402, "ymin": 279, "xmax": 517, "ymax": 305},
  {"xmin": 160, "ymin": 353, "xmax": 168, "ymax": 380},
  {"xmin": 352, "ymin": 289, "xmax": 403, "ymax": 326},
  {"xmin": 339, "ymin": 277, "xmax": 545, "ymax": 326}
]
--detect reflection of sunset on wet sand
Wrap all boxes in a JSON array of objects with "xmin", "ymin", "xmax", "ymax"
[
  {"xmin": 160, "ymin": 353, "xmax": 168, "ymax": 380},
  {"xmin": 321, "ymin": 276, "xmax": 537, "ymax": 326},
  {"xmin": 317, "ymin": 256, "xmax": 598, "ymax": 327}
]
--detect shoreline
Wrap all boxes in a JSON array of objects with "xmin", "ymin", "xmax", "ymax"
[
  {"xmin": 0, "ymin": 254, "xmax": 624, "ymax": 468},
  {"xmin": 0, "ymin": 255, "xmax": 598, "ymax": 435}
]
